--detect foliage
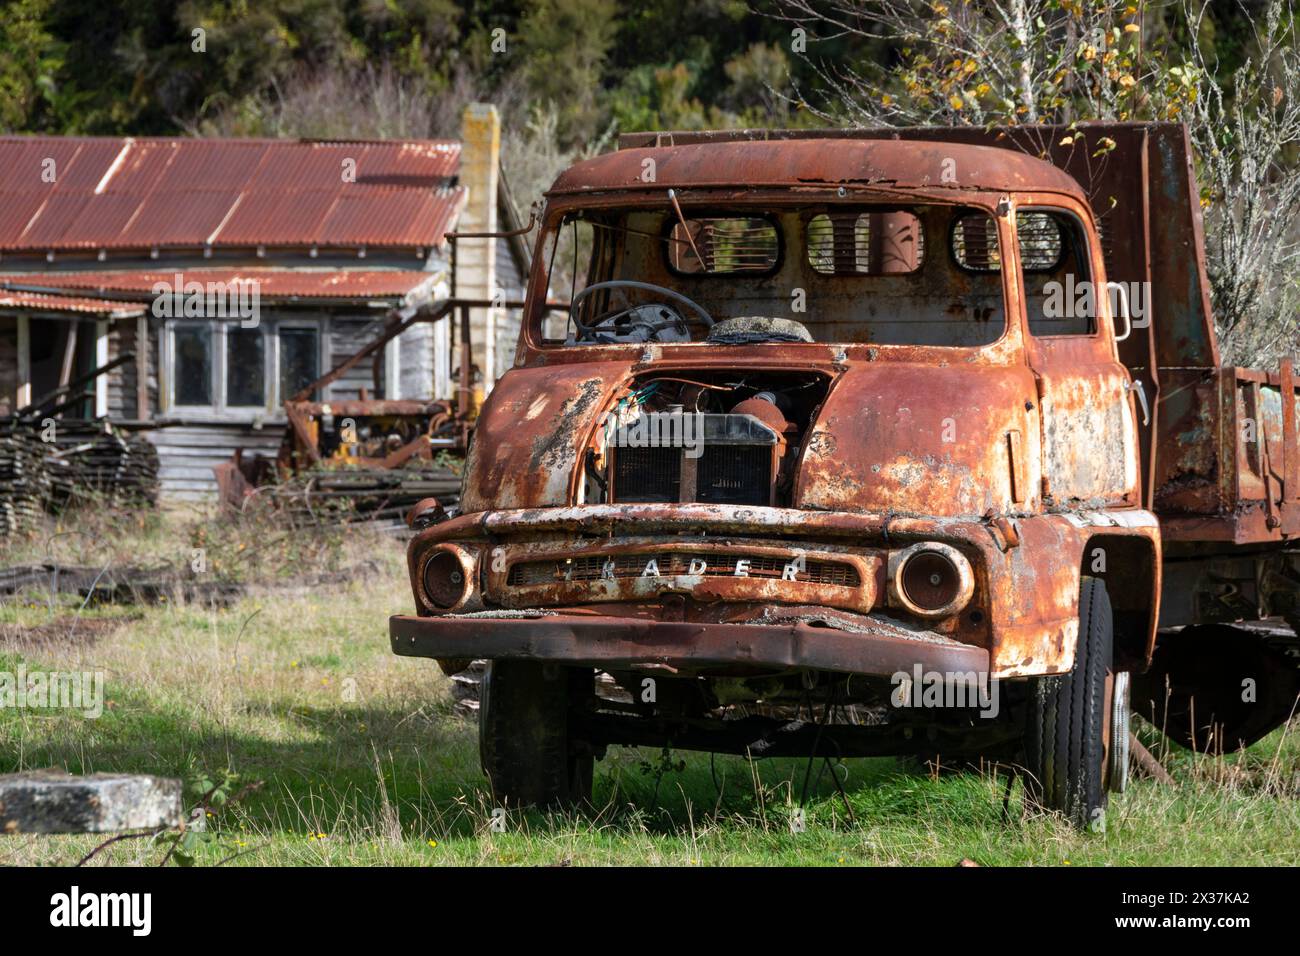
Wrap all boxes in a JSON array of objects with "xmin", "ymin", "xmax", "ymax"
[
  {"xmin": 1181, "ymin": 0, "xmax": 1300, "ymax": 364},
  {"xmin": 2, "ymin": 1, "xmax": 1296, "ymax": 357},
  {"xmin": 0, "ymin": 0, "xmax": 64, "ymax": 131},
  {"xmin": 769, "ymin": 0, "xmax": 1300, "ymax": 364}
]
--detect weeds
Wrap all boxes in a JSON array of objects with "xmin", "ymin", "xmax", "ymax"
[{"xmin": 1, "ymin": 512, "xmax": 1297, "ymax": 866}]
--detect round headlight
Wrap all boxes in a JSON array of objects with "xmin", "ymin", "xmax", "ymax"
[
  {"xmin": 888, "ymin": 542, "xmax": 974, "ymax": 619},
  {"xmin": 421, "ymin": 546, "xmax": 473, "ymax": 610}
]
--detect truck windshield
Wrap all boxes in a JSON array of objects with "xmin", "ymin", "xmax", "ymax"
[{"xmin": 533, "ymin": 203, "xmax": 1009, "ymax": 348}]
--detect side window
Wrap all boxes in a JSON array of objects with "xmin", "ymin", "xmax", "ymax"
[
  {"xmin": 950, "ymin": 209, "xmax": 1097, "ymax": 336},
  {"xmin": 1020, "ymin": 211, "xmax": 1096, "ymax": 337},
  {"xmin": 950, "ymin": 210, "xmax": 1071, "ymax": 275}
]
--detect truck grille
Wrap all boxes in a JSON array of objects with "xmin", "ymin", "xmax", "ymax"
[
  {"xmin": 611, "ymin": 445, "xmax": 773, "ymax": 505},
  {"xmin": 611, "ymin": 446, "xmax": 680, "ymax": 502},
  {"xmin": 607, "ymin": 411, "xmax": 778, "ymax": 506},
  {"xmin": 697, "ymin": 445, "xmax": 771, "ymax": 504},
  {"xmin": 507, "ymin": 551, "xmax": 861, "ymax": 587}
]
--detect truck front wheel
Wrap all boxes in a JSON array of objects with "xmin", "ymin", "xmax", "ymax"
[
  {"xmin": 478, "ymin": 660, "xmax": 594, "ymax": 809},
  {"xmin": 1025, "ymin": 576, "xmax": 1114, "ymax": 830}
]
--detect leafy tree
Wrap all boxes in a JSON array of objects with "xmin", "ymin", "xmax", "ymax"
[
  {"xmin": 0, "ymin": 0, "xmax": 63, "ymax": 132},
  {"xmin": 514, "ymin": 0, "xmax": 619, "ymax": 144}
]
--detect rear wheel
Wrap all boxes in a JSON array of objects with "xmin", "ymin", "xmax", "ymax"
[
  {"xmin": 478, "ymin": 660, "xmax": 594, "ymax": 808},
  {"xmin": 1025, "ymin": 576, "xmax": 1114, "ymax": 829}
]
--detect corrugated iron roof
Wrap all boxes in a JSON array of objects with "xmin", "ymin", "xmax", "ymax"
[
  {"xmin": 1, "ymin": 269, "xmax": 443, "ymax": 305},
  {"xmin": 0, "ymin": 289, "xmax": 147, "ymax": 317},
  {"xmin": 0, "ymin": 136, "xmax": 464, "ymax": 253}
]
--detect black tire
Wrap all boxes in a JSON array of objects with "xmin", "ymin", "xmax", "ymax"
[
  {"xmin": 478, "ymin": 660, "xmax": 594, "ymax": 808},
  {"xmin": 1025, "ymin": 576, "xmax": 1113, "ymax": 830}
]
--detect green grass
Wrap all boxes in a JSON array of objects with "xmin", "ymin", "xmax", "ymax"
[{"xmin": 1, "ymin": 512, "xmax": 1298, "ymax": 866}]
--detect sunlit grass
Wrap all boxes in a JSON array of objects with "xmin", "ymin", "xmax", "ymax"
[{"xmin": 1, "ymin": 513, "xmax": 1297, "ymax": 866}]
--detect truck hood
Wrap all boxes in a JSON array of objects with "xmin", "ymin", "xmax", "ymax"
[
  {"xmin": 460, "ymin": 360, "xmax": 1042, "ymax": 519},
  {"xmin": 794, "ymin": 362, "xmax": 1041, "ymax": 516}
]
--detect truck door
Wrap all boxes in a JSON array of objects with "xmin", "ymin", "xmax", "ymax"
[{"xmin": 1017, "ymin": 204, "xmax": 1142, "ymax": 508}]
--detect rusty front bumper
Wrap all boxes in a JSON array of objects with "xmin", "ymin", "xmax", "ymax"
[{"xmin": 389, "ymin": 611, "xmax": 989, "ymax": 677}]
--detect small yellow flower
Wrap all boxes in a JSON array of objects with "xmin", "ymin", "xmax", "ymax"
[
  {"xmin": 1124, "ymin": 23, "xmax": 1140, "ymax": 33},
  {"xmin": 948, "ymin": 94, "xmax": 964, "ymax": 110},
  {"xmin": 427, "ymin": 839, "xmax": 438, "ymax": 848}
]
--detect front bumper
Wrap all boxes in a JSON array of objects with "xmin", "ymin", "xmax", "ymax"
[
  {"xmin": 400, "ymin": 502, "xmax": 1160, "ymax": 677},
  {"xmin": 389, "ymin": 611, "xmax": 989, "ymax": 677}
]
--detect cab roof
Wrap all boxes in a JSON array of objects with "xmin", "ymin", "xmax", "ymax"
[{"xmin": 547, "ymin": 137, "xmax": 1088, "ymax": 203}]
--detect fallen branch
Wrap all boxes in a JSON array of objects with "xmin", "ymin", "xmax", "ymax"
[{"xmin": 76, "ymin": 828, "xmax": 166, "ymax": 867}]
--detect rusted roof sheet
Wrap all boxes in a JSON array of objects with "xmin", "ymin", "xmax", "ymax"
[
  {"xmin": 0, "ymin": 137, "xmax": 464, "ymax": 252},
  {"xmin": 0, "ymin": 289, "xmax": 146, "ymax": 317},
  {"xmin": 1, "ymin": 269, "xmax": 443, "ymax": 304},
  {"xmin": 549, "ymin": 138, "xmax": 1087, "ymax": 200}
]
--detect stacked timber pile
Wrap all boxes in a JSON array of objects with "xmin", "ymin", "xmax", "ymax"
[
  {"xmin": 269, "ymin": 464, "xmax": 462, "ymax": 524},
  {"xmin": 44, "ymin": 422, "xmax": 159, "ymax": 510},
  {"xmin": 0, "ymin": 562, "xmax": 243, "ymax": 607},
  {"xmin": 0, "ymin": 428, "xmax": 49, "ymax": 536}
]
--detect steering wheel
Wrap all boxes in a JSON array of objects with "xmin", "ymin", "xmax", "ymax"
[{"xmin": 571, "ymin": 280, "xmax": 714, "ymax": 342}]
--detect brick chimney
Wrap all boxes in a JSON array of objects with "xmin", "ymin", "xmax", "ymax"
[{"xmin": 457, "ymin": 103, "xmax": 500, "ymax": 397}]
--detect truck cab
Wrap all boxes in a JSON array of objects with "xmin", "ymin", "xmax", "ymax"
[{"xmin": 392, "ymin": 124, "xmax": 1299, "ymax": 829}]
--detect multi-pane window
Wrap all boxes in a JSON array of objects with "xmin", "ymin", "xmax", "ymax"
[{"xmin": 168, "ymin": 320, "xmax": 322, "ymax": 415}]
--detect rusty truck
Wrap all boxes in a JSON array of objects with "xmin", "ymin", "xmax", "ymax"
[{"xmin": 390, "ymin": 122, "xmax": 1300, "ymax": 828}]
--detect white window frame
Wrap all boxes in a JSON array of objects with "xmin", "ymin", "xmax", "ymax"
[{"xmin": 162, "ymin": 317, "xmax": 329, "ymax": 422}]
